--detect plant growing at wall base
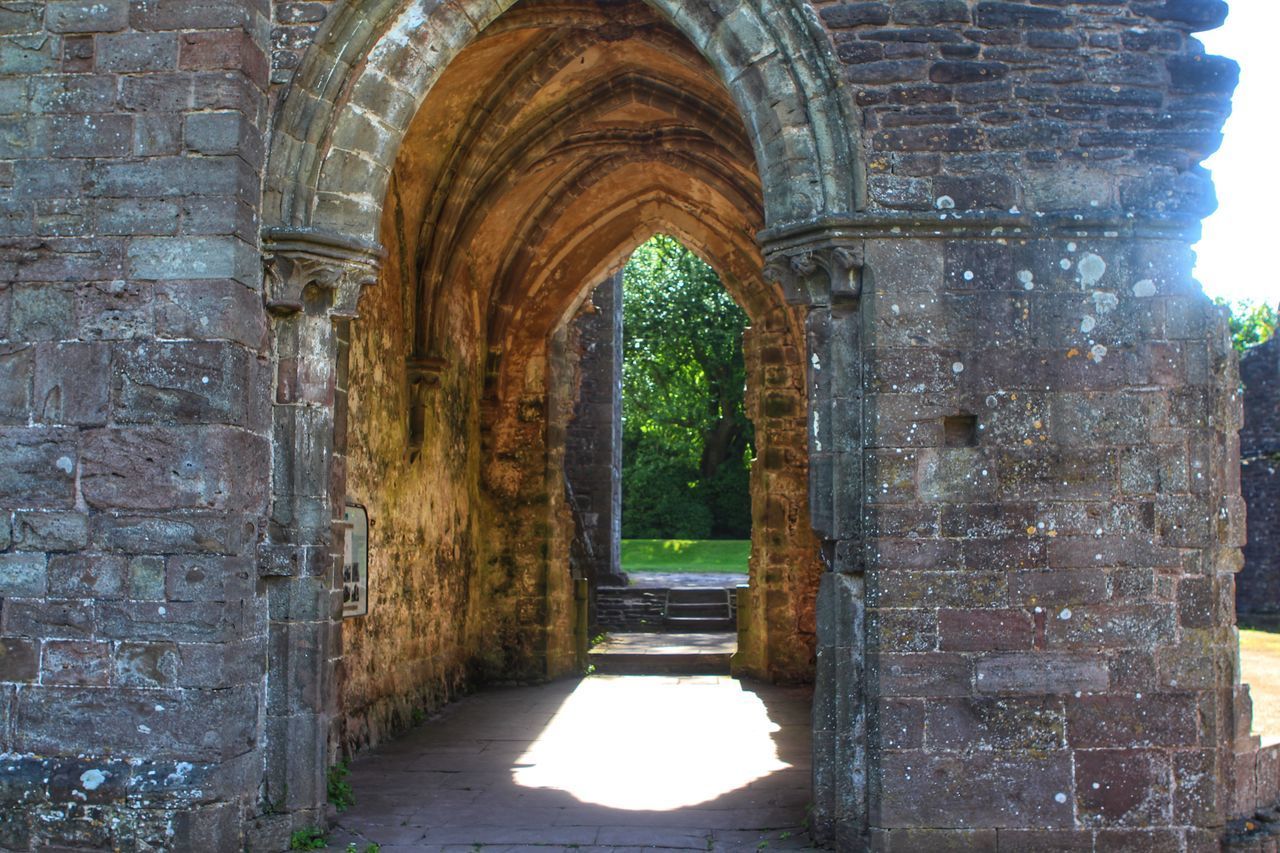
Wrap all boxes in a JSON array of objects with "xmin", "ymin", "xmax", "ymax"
[
  {"xmin": 328, "ymin": 761, "xmax": 355, "ymax": 811},
  {"xmin": 289, "ymin": 827, "xmax": 327, "ymax": 850}
]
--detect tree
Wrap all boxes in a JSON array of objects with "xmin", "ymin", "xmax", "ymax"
[
  {"xmin": 1218, "ymin": 299, "xmax": 1278, "ymax": 352},
  {"xmin": 620, "ymin": 235, "xmax": 752, "ymax": 539}
]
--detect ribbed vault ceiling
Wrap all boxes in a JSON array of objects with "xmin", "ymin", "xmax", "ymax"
[{"xmin": 388, "ymin": 0, "xmax": 767, "ymax": 365}]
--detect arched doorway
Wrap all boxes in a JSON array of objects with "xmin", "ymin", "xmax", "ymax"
[{"xmin": 260, "ymin": 0, "xmax": 862, "ymax": 842}]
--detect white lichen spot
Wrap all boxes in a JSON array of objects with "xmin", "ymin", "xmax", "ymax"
[
  {"xmin": 935, "ymin": 195, "xmax": 956, "ymax": 210},
  {"xmin": 811, "ymin": 353, "xmax": 821, "ymax": 370},
  {"xmin": 200, "ymin": 376, "xmax": 209, "ymax": 385},
  {"xmin": 1060, "ymin": 258, "xmax": 1072, "ymax": 270},
  {"xmin": 952, "ymin": 362, "xmax": 965, "ymax": 374},
  {"xmin": 1133, "ymin": 279, "xmax": 1157, "ymax": 297},
  {"xmin": 891, "ymin": 303, "xmax": 901, "ymax": 316},
  {"xmin": 1054, "ymin": 792, "xmax": 1068, "ymax": 804},
  {"xmin": 1092, "ymin": 782, "xmax": 1100, "ymax": 790},
  {"xmin": 164, "ymin": 762, "xmax": 193, "ymax": 785},
  {"xmin": 1059, "ymin": 608, "xmax": 1073, "ymax": 620},
  {"xmin": 137, "ymin": 725, "xmax": 152, "ymax": 735},
  {"xmin": 985, "ymin": 395, "xmax": 999, "ymax": 409},
  {"xmin": 1090, "ymin": 344, "xmax": 1108, "ymax": 362},
  {"xmin": 963, "ymin": 270, "xmax": 975, "ymax": 281},
  {"xmin": 1092, "ymin": 290, "xmax": 1119, "ymax": 315},
  {"xmin": 1017, "ymin": 270, "xmax": 1035, "ymax": 291},
  {"xmin": 1077, "ymin": 253, "xmax": 1107, "ymax": 286},
  {"xmin": 157, "ymin": 606, "xmax": 166, "ymax": 616},
  {"xmin": 80, "ymin": 769, "xmax": 106, "ymax": 791},
  {"xmin": 55, "ymin": 456, "xmax": 74, "ymax": 474},
  {"xmin": 1080, "ymin": 316, "xmax": 1097, "ymax": 334},
  {"xmin": 1067, "ymin": 242, "xmax": 1078, "ymax": 252}
]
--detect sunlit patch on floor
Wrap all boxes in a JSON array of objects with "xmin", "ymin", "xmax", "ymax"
[{"xmin": 512, "ymin": 676, "xmax": 790, "ymax": 810}]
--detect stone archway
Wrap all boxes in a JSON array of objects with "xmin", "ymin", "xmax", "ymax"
[
  {"xmin": 264, "ymin": 0, "xmax": 861, "ymax": 242},
  {"xmin": 259, "ymin": 0, "xmax": 864, "ymax": 839}
]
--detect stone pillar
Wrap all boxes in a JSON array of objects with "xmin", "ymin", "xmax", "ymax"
[
  {"xmin": 1238, "ymin": 335, "xmax": 1280, "ymax": 618},
  {"xmin": 0, "ymin": 1, "xmax": 274, "ymax": 847},
  {"xmin": 764, "ymin": 227, "xmax": 868, "ymax": 848},
  {"xmin": 256, "ymin": 229, "xmax": 379, "ymax": 842},
  {"xmin": 565, "ymin": 272, "xmax": 626, "ymax": 593}
]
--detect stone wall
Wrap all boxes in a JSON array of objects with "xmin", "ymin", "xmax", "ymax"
[
  {"xmin": 334, "ymin": 181, "xmax": 488, "ymax": 756},
  {"xmin": 0, "ymin": 0, "xmax": 1251, "ymax": 849},
  {"xmin": 0, "ymin": 0, "xmax": 276, "ymax": 847},
  {"xmin": 792, "ymin": 1, "xmax": 1246, "ymax": 847},
  {"xmin": 594, "ymin": 587, "xmax": 667, "ymax": 632},
  {"xmin": 1239, "ymin": 334, "xmax": 1280, "ymax": 617},
  {"xmin": 564, "ymin": 273, "xmax": 625, "ymax": 590}
]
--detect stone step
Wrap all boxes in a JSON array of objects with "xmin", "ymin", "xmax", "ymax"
[
  {"xmin": 589, "ymin": 651, "xmax": 732, "ymax": 675},
  {"xmin": 587, "ymin": 632, "xmax": 736, "ymax": 675},
  {"xmin": 665, "ymin": 587, "xmax": 732, "ymax": 604},
  {"xmin": 664, "ymin": 601, "xmax": 731, "ymax": 619},
  {"xmin": 663, "ymin": 616, "xmax": 736, "ymax": 632}
]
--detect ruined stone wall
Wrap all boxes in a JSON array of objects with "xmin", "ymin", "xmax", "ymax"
[
  {"xmin": 0, "ymin": 0, "xmax": 1251, "ymax": 849},
  {"xmin": 334, "ymin": 184, "xmax": 488, "ymax": 755},
  {"xmin": 737, "ymin": 312, "xmax": 825, "ymax": 682},
  {"xmin": 797, "ymin": 1, "xmax": 1247, "ymax": 847},
  {"xmin": 0, "ymin": 1, "xmax": 276, "ymax": 848},
  {"xmin": 564, "ymin": 274, "xmax": 625, "ymax": 590},
  {"xmin": 1239, "ymin": 334, "xmax": 1280, "ymax": 617}
]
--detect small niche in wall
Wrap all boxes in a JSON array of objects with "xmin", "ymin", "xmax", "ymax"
[
  {"xmin": 944, "ymin": 414, "xmax": 979, "ymax": 448},
  {"xmin": 343, "ymin": 504, "xmax": 370, "ymax": 618}
]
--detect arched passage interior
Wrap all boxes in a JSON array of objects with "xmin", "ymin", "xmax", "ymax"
[
  {"xmin": 257, "ymin": 0, "xmax": 862, "ymax": 821},
  {"xmin": 334, "ymin": 0, "xmax": 822, "ymax": 750}
]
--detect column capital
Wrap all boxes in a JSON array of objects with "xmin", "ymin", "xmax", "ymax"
[
  {"xmin": 762, "ymin": 226, "xmax": 864, "ymax": 307},
  {"xmin": 263, "ymin": 227, "xmax": 382, "ymax": 318}
]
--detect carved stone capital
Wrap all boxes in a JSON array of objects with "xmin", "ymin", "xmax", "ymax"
[
  {"xmin": 407, "ymin": 356, "xmax": 448, "ymax": 392},
  {"xmin": 263, "ymin": 227, "xmax": 382, "ymax": 319},
  {"xmin": 762, "ymin": 228, "xmax": 864, "ymax": 307}
]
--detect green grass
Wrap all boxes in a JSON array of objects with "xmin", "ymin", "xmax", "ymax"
[{"xmin": 621, "ymin": 539, "xmax": 749, "ymax": 573}]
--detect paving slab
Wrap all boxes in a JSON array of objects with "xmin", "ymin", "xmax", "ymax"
[{"xmin": 327, "ymin": 675, "xmax": 820, "ymax": 851}]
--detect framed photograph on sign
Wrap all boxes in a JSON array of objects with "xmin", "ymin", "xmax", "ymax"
[{"xmin": 343, "ymin": 504, "xmax": 369, "ymax": 618}]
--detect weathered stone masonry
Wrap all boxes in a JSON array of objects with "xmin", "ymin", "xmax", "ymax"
[
  {"xmin": 0, "ymin": 0, "xmax": 1262, "ymax": 851},
  {"xmin": 1239, "ymin": 334, "xmax": 1280, "ymax": 618},
  {"xmin": 565, "ymin": 273, "xmax": 626, "ymax": 593}
]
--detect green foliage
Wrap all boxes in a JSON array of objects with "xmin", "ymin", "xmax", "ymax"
[
  {"xmin": 620, "ymin": 443, "xmax": 710, "ymax": 538},
  {"xmin": 1217, "ymin": 298, "xmax": 1277, "ymax": 352},
  {"xmin": 289, "ymin": 828, "xmax": 327, "ymax": 850},
  {"xmin": 621, "ymin": 235, "xmax": 752, "ymax": 539},
  {"xmin": 345, "ymin": 845, "xmax": 380, "ymax": 853},
  {"xmin": 327, "ymin": 761, "xmax": 355, "ymax": 812}
]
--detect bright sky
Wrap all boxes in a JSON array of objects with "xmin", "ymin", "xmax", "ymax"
[{"xmin": 1193, "ymin": 2, "xmax": 1279, "ymax": 307}]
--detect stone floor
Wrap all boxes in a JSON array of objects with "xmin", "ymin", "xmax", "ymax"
[
  {"xmin": 328, "ymin": 675, "xmax": 819, "ymax": 852},
  {"xmin": 587, "ymin": 632, "xmax": 736, "ymax": 675},
  {"xmin": 625, "ymin": 572, "xmax": 747, "ymax": 589},
  {"xmin": 590, "ymin": 632, "xmax": 738, "ymax": 656}
]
